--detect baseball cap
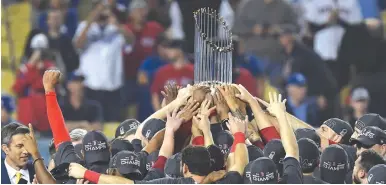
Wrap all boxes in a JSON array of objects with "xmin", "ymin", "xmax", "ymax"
[
  {"xmin": 214, "ymin": 130, "xmax": 234, "ymax": 155},
  {"xmin": 351, "ymin": 87, "xmax": 370, "ymax": 101},
  {"xmin": 110, "ymin": 139, "xmax": 134, "ymax": 156},
  {"xmin": 295, "ymin": 128, "xmax": 320, "ymax": 147},
  {"xmin": 351, "ymin": 126, "xmax": 386, "ymax": 147},
  {"xmin": 263, "ymin": 139, "xmax": 285, "ymax": 176},
  {"xmin": 50, "ymin": 163, "xmax": 73, "ymax": 184},
  {"xmin": 146, "ymin": 150, "xmax": 159, "ymax": 171},
  {"xmin": 165, "ymin": 40, "xmax": 185, "ymax": 50},
  {"xmin": 164, "ymin": 153, "xmax": 182, "ymax": 178},
  {"xmin": 298, "ymin": 138, "xmax": 319, "ymax": 173},
  {"xmin": 74, "ymin": 144, "xmax": 83, "ymax": 160},
  {"xmin": 109, "ymin": 154, "xmax": 118, "ymax": 169},
  {"xmin": 207, "ymin": 145, "xmax": 225, "ymax": 171},
  {"xmin": 287, "ymin": 73, "xmax": 307, "ymax": 86},
  {"xmin": 319, "ymin": 144, "xmax": 349, "ymax": 184},
  {"xmin": 243, "ymin": 157, "xmax": 278, "ymax": 184},
  {"xmin": 82, "ymin": 131, "xmax": 110, "ymax": 164},
  {"xmin": 323, "ymin": 118, "xmax": 353, "ymax": 144},
  {"xmin": 247, "ymin": 145, "xmax": 264, "ymax": 162},
  {"xmin": 67, "ymin": 71, "xmax": 85, "ymax": 82},
  {"xmin": 116, "ymin": 151, "xmax": 142, "ymax": 179},
  {"xmin": 367, "ymin": 164, "xmax": 386, "ymax": 184},
  {"xmin": 115, "ymin": 119, "xmax": 141, "ymax": 138},
  {"xmin": 1, "ymin": 94, "xmax": 15, "ymax": 113},
  {"xmin": 354, "ymin": 113, "xmax": 386, "ymax": 133},
  {"xmin": 141, "ymin": 119, "xmax": 165, "ymax": 140}
]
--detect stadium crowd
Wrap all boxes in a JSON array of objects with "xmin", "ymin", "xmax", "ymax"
[{"xmin": 1, "ymin": 0, "xmax": 386, "ymax": 184}]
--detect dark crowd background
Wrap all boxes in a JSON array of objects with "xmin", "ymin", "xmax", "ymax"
[{"xmin": 1, "ymin": 0, "xmax": 386, "ymax": 183}]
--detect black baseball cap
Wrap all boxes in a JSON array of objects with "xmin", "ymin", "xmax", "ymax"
[
  {"xmin": 50, "ymin": 163, "xmax": 76, "ymax": 184},
  {"xmin": 295, "ymin": 128, "xmax": 321, "ymax": 147},
  {"xmin": 164, "ymin": 153, "xmax": 182, "ymax": 178},
  {"xmin": 351, "ymin": 126, "xmax": 386, "ymax": 147},
  {"xmin": 82, "ymin": 131, "xmax": 110, "ymax": 164},
  {"xmin": 298, "ymin": 138, "xmax": 319, "ymax": 173},
  {"xmin": 141, "ymin": 118, "xmax": 165, "ymax": 140},
  {"xmin": 109, "ymin": 154, "xmax": 118, "ymax": 169},
  {"xmin": 146, "ymin": 150, "xmax": 159, "ymax": 171},
  {"xmin": 243, "ymin": 157, "xmax": 278, "ymax": 184},
  {"xmin": 207, "ymin": 144, "xmax": 225, "ymax": 171},
  {"xmin": 247, "ymin": 145, "xmax": 264, "ymax": 162},
  {"xmin": 354, "ymin": 113, "xmax": 386, "ymax": 134},
  {"xmin": 116, "ymin": 151, "xmax": 142, "ymax": 179},
  {"xmin": 319, "ymin": 144, "xmax": 349, "ymax": 184},
  {"xmin": 110, "ymin": 139, "xmax": 134, "ymax": 156},
  {"xmin": 323, "ymin": 118, "xmax": 353, "ymax": 144},
  {"xmin": 115, "ymin": 119, "xmax": 141, "ymax": 138},
  {"xmin": 263, "ymin": 139, "xmax": 285, "ymax": 177},
  {"xmin": 367, "ymin": 164, "xmax": 386, "ymax": 184},
  {"xmin": 214, "ymin": 130, "xmax": 234, "ymax": 155}
]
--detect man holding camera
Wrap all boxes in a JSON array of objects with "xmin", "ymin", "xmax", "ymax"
[{"xmin": 73, "ymin": 0, "xmax": 133, "ymax": 122}]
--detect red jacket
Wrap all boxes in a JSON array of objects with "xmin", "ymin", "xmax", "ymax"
[{"xmin": 12, "ymin": 61, "xmax": 55, "ymax": 131}]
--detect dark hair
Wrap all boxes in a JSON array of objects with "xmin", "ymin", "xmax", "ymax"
[
  {"xmin": 357, "ymin": 149, "xmax": 386, "ymax": 173},
  {"xmin": 1, "ymin": 122, "xmax": 30, "ymax": 145},
  {"xmin": 181, "ymin": 146, "xmax": 212, "ymax": 176}
]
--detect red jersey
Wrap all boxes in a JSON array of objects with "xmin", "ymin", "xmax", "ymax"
[
  {"xmin": 235, "ymin": 67, "xmax": 258, "ymax": 97},
  {"xmin": 123, "ymin": 21, "xmax": 164, "ymax": 79},
  {"xmin": 151, "ymin": 63, "xmax": 194, "ymax": 94}
]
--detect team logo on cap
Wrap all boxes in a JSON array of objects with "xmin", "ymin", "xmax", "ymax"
[
  {"xmin": 268, "ymin": 151, "xmax": 275, "ymax": 159},
  {"xmin": 324, "ymin": 119, "xmax": 336, "ymax": 129},
  {"xmin": 340, "ymin": 129, "xmax": 347, "ymax": 136},
  {"xmin": 359, "ymin": 129, "xmax": 375, "ymax": 138},
  {"xmin": 121, "ymin": 156, "xmax": 140, "ymax": 167},
  {"xmin": 84, "ymin": 141, "xmax": 107, "ymax": 151},
  {"xmin": 146, "ymin": 161, "xmax": 154, "ymax": 170},
  {"xmin": 120, "ymin": 127, "xmax": 125, "ymax": 135},
  {"xmin": 322, "ymin": 161, "xmax": 345, "ymax": 171},
  {"xmin": 300, "ymin": 158, "xmax": 317, "ymax": 167},
  {"xmin": 368, "ymin": 174, "xmax": 373, "ymax": 182},
  {"xmin": 355, "ymin": 120, "xmax": 365, "ymax": 131},
  {"xmin": 246, "ymin": 171, "xmax": 275, "ymax": 182},
  {"xmin": 219, "ymin": 144, "xmax": 230, "ymax": 154},
  {"xmin": 145, "ymin": 130, "xmax": 151, "ymax": 139}
]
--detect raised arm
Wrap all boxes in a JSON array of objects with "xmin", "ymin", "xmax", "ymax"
[
  {"xmin": 227, "ymin": 113, "xmax": 249, "ymax": 175},
  {"xmin": 193, "ymin": 98, "xmax": 216, "ymax": 147},
  {"xmin": 266, "ymin": 92, "xmax": 299, "ymax": 160},
  {"xmin": 43, "ymin": 70, "xmax": 71, "ymax": 148}
]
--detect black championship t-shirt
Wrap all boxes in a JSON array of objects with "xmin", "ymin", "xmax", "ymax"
[
  {"xmin": 279, "ymin": 157, "xmax": 303, "ymax": 184},
  {"xmin": 303, "ymin": 175, "xmax": 328, "ymax": 184},
  {"xmin": 215, "ymin": 171, "xmax": 243, "ymax": 184}
]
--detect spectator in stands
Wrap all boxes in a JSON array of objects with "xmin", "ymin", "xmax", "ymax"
[
  {"xmin": 150, "ymin": 40, "xmax": 194, "ymax": 111},
  {"xmin": 352, "ymin": 149, "xmax": 386, "ymax": 184},
  {"xmin": 60, "ymin": 72, "xmax": 103, "ymax": 131},
  {"xmin": 345, "ymin": 88, "xmax": 370, "ymax": 128},
  {"xmin": 233, "ymin": 0, "xmax": 298, "ymax": 63},
  {"xmin": 285, "ymin": 73, "xmax": 321, "ymax": 127},
  {"xmin": 45, "ymin": 9, "xmax": 79, "ymax": 74},
  {"xmin": 1, "ymin": 95, "xmax": 16, "ymax": 126},
  {"xmin": 123, "ymin": 0, "xmax": 164, "ymax": 119},
  {"xmin": 136, "ymin": 33, "xmax": 169, "ymax": 121},
  {"xmin": 12, "ymin": 34, "xmax": 56, "ymax": 132},
  {"xmin": 73, "ymin": 2, "xmax": 132, "ymax": 121},
  {"xmin": 38, "ymin": 0, "xmax": 78, "ymax": 38},
  {"xmin": 300, "ymin": 0, "xmax": 363, "ymax": 87}
]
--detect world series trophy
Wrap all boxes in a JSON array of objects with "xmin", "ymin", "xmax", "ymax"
[{"xmin": 192, "ymin": 7, "xmax": 233, "ymax": 101}]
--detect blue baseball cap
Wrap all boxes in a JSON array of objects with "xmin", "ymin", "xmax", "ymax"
[
  {"xmin": 287, "ymin": 73, "xmax": 307, "ymax": 86},
  {"xmin": 1, "ymin": 94, "xmax": 15, "ymax": 113}
]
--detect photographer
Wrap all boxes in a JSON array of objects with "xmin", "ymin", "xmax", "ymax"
[{"xmin": 73, "ymin": 1, "xmax": 133, "ymax": 122}]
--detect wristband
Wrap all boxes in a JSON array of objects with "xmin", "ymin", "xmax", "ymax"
[
  {"xmin": 45, "ymin": 91, "xmax": 56, "ymax": 96},
  {"xmin": 230, "ymin": 132, "xmax": 246, "ymax": 152},
  {"xmin": 192, "ymin": 136, "xmax": 204, "ymax": 146},
  {"xmin": 32, "ymin": 157, "xmax": 44, "ymax": 166},
  {"xmin": 84, "ymin": 170, "xmax": 101, "ymax": 184}
]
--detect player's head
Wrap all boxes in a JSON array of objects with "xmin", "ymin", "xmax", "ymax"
[
  {"xmin": 1, "ymin": 123, "xmax": 30, "ymax": 169},
  {"xmin": 352, "ymin": 149, "xmax": 386, "ymax": 184},
  {"xmin": 181, "ymin": 146, "xmax": 212, "ymax": 177}
]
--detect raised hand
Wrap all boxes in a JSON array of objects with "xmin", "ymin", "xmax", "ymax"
[
  {"xmin": 161, "ymin": 81, "xmax": 180, "ymax": 106},
  {"xmin": 213, "ymin": 89, "xmax": 230, "ymax": 121},
  {"xmin": 22, "ymin": 124, "xmax": 40, "ymax": 159},
  {"xmin": 217, "ymin": 85, "xmax": 238, "ymax": 109},
  {"xmin": 68, "ymin": 163, "xmax": 87, "ymax": 179},
  {"xmin": 233, "ymin": 84, "xmax": 254, "ymax": 103},
  {"xmin": 192, "ymin": 114, "xmax": 210, "ymax": 133},
  {"xmin": 202, "ymin": 170, "xmax": 227, "ymax": 184},
  {"xmin": 166, "ymin": 108, "xmax": 184, "ymax": 133},
  {"xmin": 175, "ymin": 84, "xmax": 194, "ymax": 105},
  {"xmin": 179, "ymin": 101, "xmax": 200, "ymax": 122},
  {"xmin": 200, "ymin": 98, "xmax": 216, "ymax": 117},
  {"xmin": 267, "ymin": 92, "xmax": 287, "ymax": 117},
  {"xmin": 227, "ymin": 112, "xmax": 248, "ymax": 135},
  {"xmin": 42, "ymin": 70, "xmax": 61, "ymax": 92}
]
